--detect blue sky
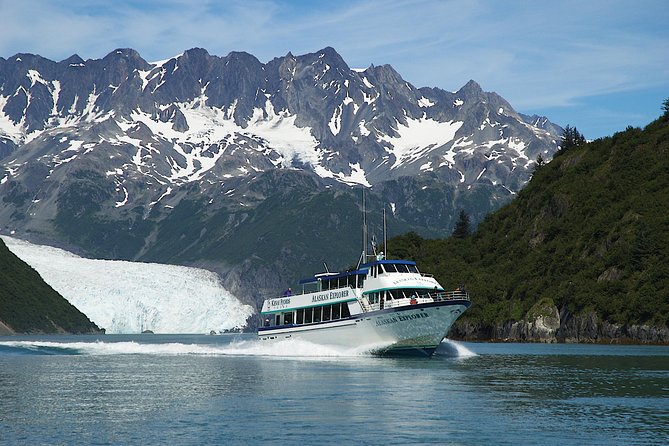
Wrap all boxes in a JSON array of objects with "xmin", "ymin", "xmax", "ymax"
[{"xmin": 1, "ymin": 0, "xmax": 667, "ymax": 139}]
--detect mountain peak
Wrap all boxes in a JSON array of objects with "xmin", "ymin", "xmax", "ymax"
[
  {"xmin": 460, "ymin": 79, "xmax": 482, "ymax": 93},
  {"xmin": 317, "ymin": 46, "xmax": 339, "ymax": 58},
  {"xmin": 182, "ymin": 47, "xmax": 211, "ymax": 59},
  {"xmin": 300, "ymin": 46, "xmax": 349, "ymax": 70},
  {"xmin": 59, "ymin": 54, "xmax": 84, "ymax": 65},
  {"xmin": 104, "ymin": 48, "xmax": 143, "ymax": 60}
]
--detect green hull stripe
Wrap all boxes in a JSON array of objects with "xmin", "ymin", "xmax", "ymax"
[
  {"xmin": 362, "ymin": 286, "xmax": 444, "ymax": 295},
  {"xmin": 261, "ymin": 298, "xmax": 357, "ymax": 315}
]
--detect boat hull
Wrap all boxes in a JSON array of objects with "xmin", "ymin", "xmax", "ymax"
[{"xmin": 258, "ymin": 299, "xmax": 470, "ymax": 356}]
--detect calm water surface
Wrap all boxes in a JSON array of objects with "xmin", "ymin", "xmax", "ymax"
[{"xmin": 0, "ymin": 335, "xmax": 667, "ymax": 445}]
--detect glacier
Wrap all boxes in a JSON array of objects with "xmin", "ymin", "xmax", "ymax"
[{"xmin": 1, "ymin": 236, "xmax": 253, "ymax": 334}]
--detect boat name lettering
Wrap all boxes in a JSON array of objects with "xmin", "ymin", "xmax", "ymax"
[
  {"xmin": 375, "ymin": 312, "xmax": 429, "ymax": 326},
  {"xmin": 398, "ymin": 312, "xmax": 429, "ymax": 322},
  {"xmin": 270, "ymin": 298, "xmax": 292, "ymax": 308},
  {"xmin": 376, "ymin": 317, "xmax": 397, "ymax": 326},
  {"xmin": 311, "ymin": 289, "xmax": 350, "ymax": 302},
  {"xmin": 392, "ymin": 277, "xmax": 433, "ymax": 285}
]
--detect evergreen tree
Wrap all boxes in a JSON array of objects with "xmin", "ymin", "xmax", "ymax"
[
  {"xmin": 662, "ymin": 97, "xmax": 669, "ymax": 118},
  {"xmin": 534, "ymin": 153, "xmax": 545, "ymax": 172},
  {"xmin": 452, "ymin": 210, "xmax": 471, "ymax": 238},
  {"xmin": 559, "ymin": 125, "xmax": 586, "ymax": 154}
]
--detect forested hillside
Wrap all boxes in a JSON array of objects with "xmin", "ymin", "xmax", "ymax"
[
  {"xmin": 390, "ymin": 115, "xmax": 669, "ymax": 343},
  {"xmin": 0, "ymin": 239, "xmax": 101, "ymax": 334}
]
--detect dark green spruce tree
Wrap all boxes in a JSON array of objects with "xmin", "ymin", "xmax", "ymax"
[{"xmin": 452, "ymin": 210, "xmax": 471, "ymax": 238}]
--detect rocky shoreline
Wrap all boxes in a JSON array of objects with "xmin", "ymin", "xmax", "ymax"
[{"xmin": 451, "ymin": 305, "xmax": 669, "ymax": 344}]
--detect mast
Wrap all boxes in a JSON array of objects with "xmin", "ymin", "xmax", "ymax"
[{"xmin": 362, "ymin": 188, "xmax": 368, "ymax": 262}]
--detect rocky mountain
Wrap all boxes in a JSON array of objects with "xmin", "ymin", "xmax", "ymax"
[{"xmin": 0, "ymin": 47, "xmax": 562, "ymax": 315}]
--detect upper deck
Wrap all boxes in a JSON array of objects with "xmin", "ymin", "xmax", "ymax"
[{"xmin": 263, "ymin": 258, "xmax": 450, "ymax": 312}]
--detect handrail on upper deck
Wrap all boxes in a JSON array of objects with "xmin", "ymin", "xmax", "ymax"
[{"xmin": 432, "ymin": 290, "xmax": 470, "ymax": 301}]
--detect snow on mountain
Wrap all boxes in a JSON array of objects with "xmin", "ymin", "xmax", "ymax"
[
  {"xmin": 379, "ymin": 117, "xmax": 464, "ymax": 169},
  {"xmin": 2, "ymin": 236, "xmax": 253, "ymax": 334},
  {"xmin": 0, "ymin": 47, "xmax": 561, "ymax": 198}
]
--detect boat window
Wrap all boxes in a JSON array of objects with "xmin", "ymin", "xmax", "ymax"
[
  {"xmin": 341, "ymin": 303, "xmax": 351, "ymax": 318},
  {"xmin": 397, "ymin": 264, "xmax": 410, "ymax": 273},
  {"xmin": 313, "ymin": 306, "xmax": 322, "ymax": 323},
  {"xmin": 332, "ymin": 303, "xmax": 341, "ymax": 320},
  {"xmin": 408, "ymin": 265, "xmax": 419, "ymax": 274},
  {"xmin": 322, "ymin": 305, "xmax": 331, "ymax": 321},
  {"xmin": 304, "ymin": 307, "xmax": 313, "ymax": 324},
  {"xmin": 389, "ymin": 289, "xmax": 405, "ymax": 299},
  {"xmin": 385, "ymin": 264, "xmax": 398, "ymax": 273},
  {"xmin": 283, "ymin": 312, "xmax": 293, "ymax": 325},
  {"xmin": 296, "ymin": 308, "xmax": 304, "ymax": 324},
  {"xmin": 275, "ymin": 315, "xmax": 280, "ymax": 325},
  {"xmin": 378, "ymin": 264, "xmax": 386, "ymax": 274}
]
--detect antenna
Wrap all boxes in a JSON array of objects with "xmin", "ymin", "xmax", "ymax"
[{"xmin": 383, "ymin": 205, "xmax": 388, "ymax": 259}]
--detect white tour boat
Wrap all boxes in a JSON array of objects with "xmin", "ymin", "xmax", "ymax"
[{"xmin": 258, "ymin": 252, "xmax": 470, "ymax": 356}]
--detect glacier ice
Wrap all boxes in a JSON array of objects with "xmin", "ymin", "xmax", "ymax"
[{"xmin": 1, "ymin": 236, "xmax": 253, "ymax": 334}]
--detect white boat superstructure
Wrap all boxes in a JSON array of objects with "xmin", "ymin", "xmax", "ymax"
[{"xmin": 258, "ymin": 258, "xmax": 470, "ymax": 356}]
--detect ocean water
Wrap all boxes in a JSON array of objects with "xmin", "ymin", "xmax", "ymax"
[{"xmin": 0, "ymin": 335, "xmax": 667, "ymax": 445}]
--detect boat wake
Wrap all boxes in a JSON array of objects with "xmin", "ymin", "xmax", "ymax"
[
  {"xmin": 0, "ymin": 338, "xmax": 477, "ymax": 359},
  {"xmin": 0, "ymin": 339, "xmax": 393, "ymax": 359}
]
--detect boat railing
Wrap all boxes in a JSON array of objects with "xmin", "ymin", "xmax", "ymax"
[{"xmin": 432, "ymin": 290, "xmax": 470, "ymax": 302}]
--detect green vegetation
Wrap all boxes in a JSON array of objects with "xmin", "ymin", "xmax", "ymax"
[
  {"xmin": 390, "ymin": 116, "xmax": 669, "ymax": 332},
  {"xmin": 0, "ymin": 238, "xmax": 101, "ymax": 333}
]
